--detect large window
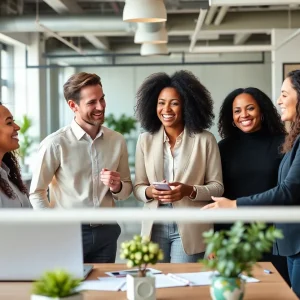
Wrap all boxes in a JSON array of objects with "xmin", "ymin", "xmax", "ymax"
[{"xmin": 0, "ymin": 43, "xmax": 14, "ymax": 112}]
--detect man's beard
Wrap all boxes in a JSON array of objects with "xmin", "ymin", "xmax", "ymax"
[{"xmin": 83, "ymin": 114, "xmax": 104, "ymax": 127}]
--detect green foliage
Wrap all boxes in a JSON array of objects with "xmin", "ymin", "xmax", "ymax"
[
  {"xmin": 120, "ymin": 235, "xmax": 164, "ymax": 277},
  {"xmin": 32, "ymin": 269, "xmax": 81, "ymax": 297},
  {"xmin": 201, "ymin": 222, "xmax": 283, "ymax": 278},
  {"xmin": 18, "ymin": 115, "xmax": 35, "ymax": 165},
  {"xmin": 105, "ymin": 113, "xmax": 136, "ymax": 135}
]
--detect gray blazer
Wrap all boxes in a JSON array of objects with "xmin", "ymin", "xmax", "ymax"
[{"xmin": 238, "ymin": 136, "xmax": 300, "ymax": 256}]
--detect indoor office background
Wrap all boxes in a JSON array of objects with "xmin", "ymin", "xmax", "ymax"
[{"xmin": 0, "ymin": 0, "xmax": 300, "ymax": 262}]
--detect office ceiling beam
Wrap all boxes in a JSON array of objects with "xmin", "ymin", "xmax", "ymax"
[
  {"xmin": 0, "ymin": 32, "xmax": 30, "ymax": 46},
  {"xmin": 1, "ymin": 10, "xmax": 300, "ymax": 33},
  {"xmin": 209, "ymin": 0, "xmax": 300, "ymax": 5},
  {"xmin": 189, "ymin": 9, "xmax": 208, "ymax": 52},
  {"xmin": 196, "ymin": 33, "xmax": 220, "ymax": 40},
  {"xmin": 205, "ymin": 5, "xmax": 218, "ymax": 25},
  {"xmin": 37, "ymin": 22, "xmax": 84, "ymax": 54},
  {"xmin": 84, "ymin": 35, "xmax": 109, "ymax": 50},
  {"xmin": 43, "ymin": 0, "xmax": 83, "ymax": 14},
  {"xmin": 234, "ymin": 33, "xmax": 251, "ymax": 45},
  {"xmin": 42, "ymin": 0, "xmax": 110, "ymax": 50},
  {"xmin": 275, "ymin": 28, "xmax": 300, "ymax": 50},
  {"xmin": 214, "ymin": 6, "xmax": 229, "ymax": 26},
  {"xmin": 192, "ymin": 45, "xmax": 273, "ymax": 53},
  {"xmin": 0, "ymin": 16, "xmax": 128, "ymax": 32}
]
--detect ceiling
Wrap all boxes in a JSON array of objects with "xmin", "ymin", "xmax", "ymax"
[{"xmin": 0, "ymin": 0, "xmax": 299, "ymax": 55}]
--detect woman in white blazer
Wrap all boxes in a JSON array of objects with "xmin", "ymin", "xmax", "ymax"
[{"xmin": 133, "ymin": 70, "xmax": 224, "ymax": 263}]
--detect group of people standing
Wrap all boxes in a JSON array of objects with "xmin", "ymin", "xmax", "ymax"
[{"xmin": 0, "ymin": 69, "xmax": 300, "ymax": 297}]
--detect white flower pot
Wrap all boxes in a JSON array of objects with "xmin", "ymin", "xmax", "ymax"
[
  {"xmin": 126, "ymin": 274, "xmax": 156, "ymax": 300},
  {"xmin": 31, "ymin": 294, "xmax": 83, "ymax": 300}
]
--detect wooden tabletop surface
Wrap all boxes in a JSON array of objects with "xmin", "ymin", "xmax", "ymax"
[{"xmin": 0, "ymin": 262, "xmax": 296, "ymax": 300}]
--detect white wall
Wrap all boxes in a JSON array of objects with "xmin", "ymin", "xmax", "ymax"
[
  {"xmin": 272, "ymin": 29, "xmax": 300, "ymax": 102},
  {"xmin": 75, "ymin": 53, "xmax": 271, "ymax": 139}
]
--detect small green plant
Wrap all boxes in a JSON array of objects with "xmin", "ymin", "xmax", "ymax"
[
  {"xmin": 120, "ymin": 235, "xmax": 164, "ymax": 277},
  {"xmin": 32, "ymin": 269, "xmax": 81, "ymax": 298},
  {"xmin": 18, "ymin": 115, "xmax": 35, "ymax": 166},
  {"xmin": 201, "ymin": 222, "xmax": 283, "ymax": 278},
  {"xmin": 105, "ymin": 113, "xmax": 136, "ymax": 135}
]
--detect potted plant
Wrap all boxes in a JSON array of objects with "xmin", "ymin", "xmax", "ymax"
[
  {"xmin": 120, "ymin": 235, "xmax": 164, "ymax": 300},
  {"xmin": 105, "ymin": 113, "xmax": 137, "ymax": 136},
  {"xmin": 31, "ymin": 269, "xmax": 82, "ymax": 300},
  {"xmin": 18, "ymin": 115, "xmax": 35, "ymax": 172},
  {"xmin": 201, "ymin": 222, "xmax": 283, "ymax": 300}
]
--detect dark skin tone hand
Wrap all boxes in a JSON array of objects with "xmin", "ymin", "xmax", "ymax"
[{"xmin": 146, "ymin": 182, "xmax": 195, "ymax": 202}]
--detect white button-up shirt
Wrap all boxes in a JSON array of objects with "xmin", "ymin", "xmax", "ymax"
[
  {"xmin": 29, "ymin": 120, "xmax": 132, "ymax": 209},
  {"xmin": 0, "ymin": 163, "xmax": 31, "ymax": 208},
  {"xmin": 163, "ymin": 130, "xmax": 184, "ymax": 182}
]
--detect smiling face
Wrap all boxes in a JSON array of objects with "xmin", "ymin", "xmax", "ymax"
[
  {"xmin": 277, "ymin": 77, "xmax": 298, "ymax": 122},
  {"xmin": 156, "ymin": 87, "xmax": 183, "ymax": 130},
  {"xmin": 232, "ymin": 93, "xmax": 262, "ymax": 133},
  {"xmin": 0, "ymin": 106, "xmax": 20, "ymax": 157},
  {"xmin": 68, "ymin": 84, "xmax": 106, "ymax": 131}
]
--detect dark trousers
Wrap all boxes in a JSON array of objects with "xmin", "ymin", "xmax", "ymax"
[
  {"xmin": 287, "ymin": 251, "xmax": 300, "ymax": 299},
  {"xmin": 81, "ymin": 223, "xmax": 121, "ymax": 263}
]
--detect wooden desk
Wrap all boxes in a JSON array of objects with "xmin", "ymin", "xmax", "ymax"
[{"xmin": 0, "ymin": 262, "xmax": 296, "ymax": 300}]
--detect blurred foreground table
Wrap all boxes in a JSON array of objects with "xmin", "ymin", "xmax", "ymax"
[{"xmin": 0, "ymin": 262, "xmax": 296, "ymax": 300}]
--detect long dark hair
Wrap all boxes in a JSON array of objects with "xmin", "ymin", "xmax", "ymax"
[
  {"xmin": 135, "ymin": 70, "xmax": 214, "ymax": 134},
  {"xmin": 282, "ymin": 70, "xmax": 300, "ymax": 153},
  {"xmin": 0, "ymin": 103, "xmax": 28, "ymax": 198},
  {"xmin": 218, "ymin": 87, "xmax": 285, "ymax": 139}
]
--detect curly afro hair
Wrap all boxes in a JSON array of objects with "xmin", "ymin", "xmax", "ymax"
[
  {"xmin": 135, "ymin": 70, "xmax": 214, "ymax": 134},
  {"xmin": 218, "ymin": 87, "xmax": 285, "ymax": 139}
]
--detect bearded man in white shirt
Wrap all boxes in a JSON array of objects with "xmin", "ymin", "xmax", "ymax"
[{"xmin": 30, "ymin": 72, "xmax": 133, "ymax": 263}]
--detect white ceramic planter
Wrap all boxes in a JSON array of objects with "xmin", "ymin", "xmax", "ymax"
[
  {"xmin": 31, "ymin": 293, "xmax": 83, "ymax": 300},
  {"xmin": 126, "ymin": 274, "xmax": 156, "ymax": 300}
]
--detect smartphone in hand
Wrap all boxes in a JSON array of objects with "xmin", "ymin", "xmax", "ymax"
[{"xmin": 153, "ymin": 182, "xmax": 171, "ymax": 191}]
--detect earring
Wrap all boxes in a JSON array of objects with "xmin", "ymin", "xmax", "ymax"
[
  {"xmin": 261, "ymin": 115, "xmax": 264, "ymax": 122},
  {"xmin": 232, "ymin": 121, "xmax": 237, "ymax": 127}
]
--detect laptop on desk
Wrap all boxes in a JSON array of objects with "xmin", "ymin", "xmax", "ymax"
[{"xmin": 0, "ymin": 223, "xmax": 92, "ymax": 281}]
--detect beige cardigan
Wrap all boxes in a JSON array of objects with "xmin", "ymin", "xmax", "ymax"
[{"xmin": 133, "ymin": 126, "xmax": 224, "ymax": 255}]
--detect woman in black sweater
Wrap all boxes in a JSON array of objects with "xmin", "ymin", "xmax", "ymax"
[{"xmin": 215, "ymin": 87, "xmax": 289, "ymax": 284}]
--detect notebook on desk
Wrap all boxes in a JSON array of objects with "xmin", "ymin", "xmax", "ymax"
[{"xmin": 0, "ymin": 223, "xmax": 90, "ymax": 281}]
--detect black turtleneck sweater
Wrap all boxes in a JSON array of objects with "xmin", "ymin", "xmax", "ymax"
[
  {"xmin": 215, "ymin": 129, "xmax": 285, "ymax": 231},
  {"xmin": 216, "ymin": 130, "xmax": 289, "ymax": 285}
]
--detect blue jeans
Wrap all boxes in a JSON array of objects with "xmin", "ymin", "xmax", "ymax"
[
  {"xmin": 287, "ymin": 252, "xmax": 300, "ymax": 298},
  {"xmin": 151, "ymin": 204, "xmax": 204, "ymax": 263},
  {"xmin": 81, "ymin": 223, "xmax": 121, "ymax": 263}
]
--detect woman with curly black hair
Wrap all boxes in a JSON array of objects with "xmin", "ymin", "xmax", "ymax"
[
  {"xmin": 133, "ymin": 70, "xmax": 223, "ymax": 263},
  {"xmin": 204, "ymin": 71, "xmax": 300, "ymax": 296},
  {"xmin": 216, "ymin": 87, "xmax": 286, "ymax": 220},
  {"xmin": 0, "ymin": 103, "xmax": 30, "ymax": 208},
  {"xmin": 213, "ymin": 87, "xmax": 289, "ymax": 284}
]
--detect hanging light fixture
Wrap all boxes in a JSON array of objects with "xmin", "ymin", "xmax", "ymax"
[
  {"xmin": 123, "ymin": 0, "xmax": 167, "ymax": 23},
  {"xmin": 134, "ymin": 22, "xmax": 168, "ymax": 44},
  {"xmin": 140, "ymin": 43, "xmax": 169, "ymax": 56}
]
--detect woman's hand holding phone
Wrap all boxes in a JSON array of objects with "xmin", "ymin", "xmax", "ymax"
[
  {"xmin": 153, "ymin": 182, "xmax": 172, "ymax": 191},
  {"xmin": 150, "ymin": 181, "xmax": 195, "ymax": 203}
]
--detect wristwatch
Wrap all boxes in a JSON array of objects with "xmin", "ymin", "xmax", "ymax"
[{"xmin": 189, "ymin": 186, "xmax": 197, "ymax": 199}]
